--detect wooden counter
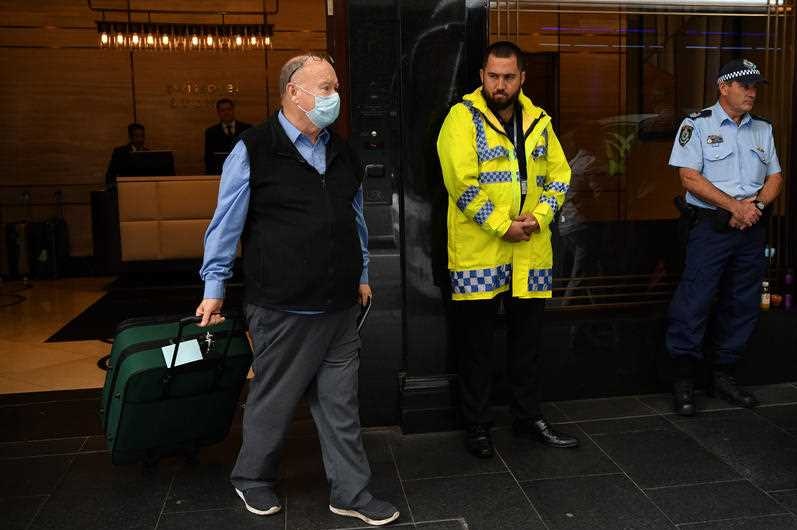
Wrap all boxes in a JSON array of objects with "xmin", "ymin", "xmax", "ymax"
[{"xmin": 117, "ymin": 175, "xmax": 220, "ymax": 261}]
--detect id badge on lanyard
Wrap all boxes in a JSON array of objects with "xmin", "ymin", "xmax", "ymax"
[{"xmin": 513, "ymin": 116, "xmax": 527, "ymax": 196}]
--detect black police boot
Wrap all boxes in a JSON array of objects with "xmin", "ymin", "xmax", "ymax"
[
  {"xmin": 513, "ymin": 418, "xmax": 579, "ymax": 448},
  {"xmin": 464, "ymin": 424, "xmax": 494, "ymax": 459},
  {"xmin": 710, "ymin": 369, "xmax": 758, "ymax": 408},
  {"xmin": 672, "ymin": 355, "xmax": 696, "ymax": 416},
  {"xmin": 673, "ymin": 379, "xmax": 696, "ymax": 416}
]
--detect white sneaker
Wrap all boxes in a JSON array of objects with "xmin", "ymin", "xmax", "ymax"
[
  {"xmin": 329, "ymin": 497, "xmax": 400, "ymax": 526},
  {"xmin": 235, "ymin": 487, "xmax": 281, "ymax": 516}
]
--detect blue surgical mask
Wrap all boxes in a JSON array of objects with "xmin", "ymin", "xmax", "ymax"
[{"xmin": 294, "ymin": 84, "xmax": 340, "ymax": 128}]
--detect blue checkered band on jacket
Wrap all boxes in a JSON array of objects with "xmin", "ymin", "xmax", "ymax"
[
  {"xmin": 528, "ymin": 268, "xmax": 552, "ymax": 292},
  {"xmin": 478, "ymin": 171, "xmax": 513, "ymax": 184},
  {"xmin": 451, "ymin": 263, "xmax": 512, "ymax": 294},
  {"xmin": 473, "ymin": 200, "xmax": 495, "ymax": 225},
  {"xmin": 457, "ymin": 186, "xmax": 479, "ymax": 211},
  {"xmin": 544, "ymin": 181, "xmax": 569, "ymax": 193},
  {"xmin": 532, "ymin": 130, "xmax": 549, "ymax": 161},
  {"xmin": 536, "ymin": 175, "xmax": 546, "ymax": 187},
  {"xmin": 539, "ymin": 194, "xmax": 559, "ymax": 214},
  {"xmin": 481, "ymin": 145, "xmax": 511, "ymax": 162},
  {"xmin": 462, "ymin": 101, "xmax": 510, "ymax": 162}
]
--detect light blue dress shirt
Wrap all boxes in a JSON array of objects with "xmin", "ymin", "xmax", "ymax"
[
  {"xmin": 199, "ymin": 111, "xmax": 369, "ymax": 302},
  {"xmin": 668, "ymin": 101, "xmax": 780, "ymax": 209}
]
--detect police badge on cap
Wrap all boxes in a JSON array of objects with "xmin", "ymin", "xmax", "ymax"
[{"xmin": 717, "ymin": 59, "xmax": 768, "ymax": 85}]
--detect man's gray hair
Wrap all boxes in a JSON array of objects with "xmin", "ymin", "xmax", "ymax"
[{"xmin": 279, "ymin": 54, "xmax": 328, "ymax": 96}]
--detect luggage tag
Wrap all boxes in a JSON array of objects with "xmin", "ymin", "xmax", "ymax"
[
  {"xmin": 200, "ymin": 331, "xmax": 216, "ymax": 357},
  {"xmin": 162, "ymin": 339, "xmax": 203, "ymax": 367}
]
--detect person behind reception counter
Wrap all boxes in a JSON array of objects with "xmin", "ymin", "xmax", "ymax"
[
  {"xmin": 105, "ymin": 123, "xmax": 148, "ymax": 191},
  {"xmin": 204, "ymin": 98, "xmax": 252, "ymax": 174}
]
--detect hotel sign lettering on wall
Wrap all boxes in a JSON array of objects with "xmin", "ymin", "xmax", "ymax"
[{"xmin": 166, "ymin": 82, "xmax": 241, "ymax": 108}]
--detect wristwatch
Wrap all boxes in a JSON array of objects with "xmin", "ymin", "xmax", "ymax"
[{"xmin": 755, "ymin": 200, "xmax": 766, "ymax": 212}]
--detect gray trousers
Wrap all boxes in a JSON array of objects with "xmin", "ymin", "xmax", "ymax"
[{"xmin": 230, "ymin": 303, "xmax": 372, "ymax": 508}]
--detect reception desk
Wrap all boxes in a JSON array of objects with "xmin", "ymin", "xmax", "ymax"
[{"xmin": 117, "ymin": 175, "xmax": 220, "ymax": 261}]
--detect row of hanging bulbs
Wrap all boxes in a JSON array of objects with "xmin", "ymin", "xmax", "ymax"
[{"xmin": 96, "ymin": 22, "xmax": 272, "ymax": 51}]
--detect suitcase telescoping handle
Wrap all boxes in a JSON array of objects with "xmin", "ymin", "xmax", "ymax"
[
  {"xmin": 168, "ymin": 316, "xmax": 202, "ymax": 370},
  {"xmin": 161, "ymin": 313, "xmax": 242, "ymax": 399},
  {"xmin": 168, "ymin": 313, "xmax": 239, "ymax": 371}
]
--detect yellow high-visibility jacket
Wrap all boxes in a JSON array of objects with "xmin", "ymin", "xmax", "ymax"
[{"xmin": 437, "ymin": 87, "xmax": 571, "ymax": 300}]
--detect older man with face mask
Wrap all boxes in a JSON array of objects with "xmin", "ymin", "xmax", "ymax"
[{"xmin": 195, "ymin": 55, "xmax": 398, "ymax": 526}]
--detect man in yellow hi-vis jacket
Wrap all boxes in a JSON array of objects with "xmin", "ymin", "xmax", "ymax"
[{"xmin": 437, "ymin": 41, "xmax": 579, "ymax": 458}]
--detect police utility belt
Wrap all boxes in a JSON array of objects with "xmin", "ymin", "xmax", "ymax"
[
  {"xmin": 674, "ymin": 196, "xmax": 730, "ymax": 233},
  {"xmin": 674, "ymin": 196, "xmax": 767, "ymax": 233},
  {"xmin": 692, "ymin": 205, "xmax": 732, "ymax": 232}
]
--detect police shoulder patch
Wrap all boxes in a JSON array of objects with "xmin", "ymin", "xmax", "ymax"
[
  {"xmin": 678, "ymin": 124, "xmax": 694, "ymax": 146},
  {"xmin": 750, "ymin": 114, "xmax": 771, "ymax": 124}
]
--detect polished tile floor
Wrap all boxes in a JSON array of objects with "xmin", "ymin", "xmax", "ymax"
[
  {"xmin": 0, "ymin": 277, "xmax": 111, "ymax": 394},
  {"xmin": 3, "ymin": 278, "xmax": 797, "ymax": 529},
  {"xmin": 4, "ymin": 385, "xmax": 797, "ymax": 529}
]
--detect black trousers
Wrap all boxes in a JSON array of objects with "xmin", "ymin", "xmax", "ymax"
[
  {"xmin": 453, "ymin": 294, "xmax": 545, "ymax": 425},
  {"xmin": 666, "ymin": 219, "xmax": 766, "ymax": 366}
]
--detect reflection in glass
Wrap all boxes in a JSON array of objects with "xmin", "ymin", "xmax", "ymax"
[{"xmin": 490, "ymin": 6, "xmax": 793, "ymax": 310}]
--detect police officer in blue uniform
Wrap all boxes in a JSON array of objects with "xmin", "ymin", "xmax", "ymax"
[{"xmin": 667, "ymin": 59, "xmax": 783, "ymax": 416}]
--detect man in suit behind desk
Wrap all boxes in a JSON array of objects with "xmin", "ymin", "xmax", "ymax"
[
  {"xmin": 204, "ymin": 98, "xmax": 252, "ymax": 174},
  {"xmin": 105, "ymin": 122, "xmax": 148, "ymax": 190}
]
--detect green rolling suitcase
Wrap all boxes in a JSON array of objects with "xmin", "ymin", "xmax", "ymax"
[{"xmin": 100, "ymin": 314, "xmax": 252, "ymax": 465}]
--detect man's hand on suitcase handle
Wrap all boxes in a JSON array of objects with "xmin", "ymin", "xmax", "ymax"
[
  {"xmin": 196, "ymin": 299, "xmax": 225, "ymax": 327},
  {"xmin": 358, "ymin": 284, "xmax": 372, "ymax": 306}
]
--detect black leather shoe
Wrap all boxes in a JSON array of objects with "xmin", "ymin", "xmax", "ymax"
[
  {"xmin": 513, "ymin": 418, "xmax": 579, "ymax": 448},
  {"xmin": 673, "ymin": 379, "xmax": 696, "ymax": 416},
  {"xmin": 710, "ymin": 371, "xmax": 758, "ymax": 408},
  {"xmin": 465, "ymin": 424, "xmax": 494, "ymax": 459}
]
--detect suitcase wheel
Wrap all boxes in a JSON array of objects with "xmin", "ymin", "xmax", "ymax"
[{"xmin": 143, "ymin": 450, "xmax": 160, "ymax": 469}]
